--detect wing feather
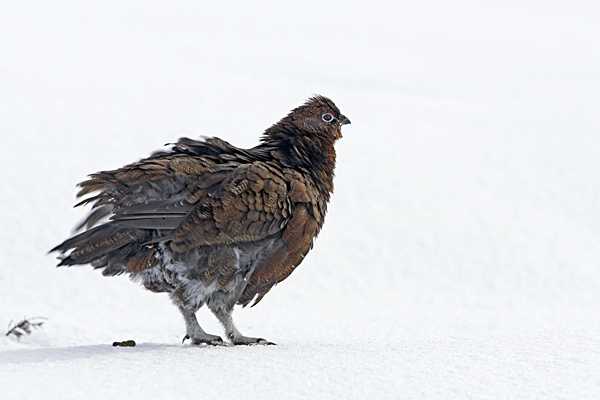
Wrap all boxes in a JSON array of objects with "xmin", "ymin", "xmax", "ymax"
[{"xmin": 170, "ymin": 162, "xmax": 293, "ymax": 251}]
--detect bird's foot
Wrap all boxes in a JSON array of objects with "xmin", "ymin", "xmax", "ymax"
[
  {"xmin": 182, "ymin": 333, "xmax": 227, "ymax": 346},
  {"xmin": 229, "ymin": 334, "xmax": 276, "ymax": 346}
]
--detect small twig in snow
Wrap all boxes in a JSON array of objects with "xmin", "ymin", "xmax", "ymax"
[{"xmin": 5, "ymin": 317, "xmax": 47, "ymax": 340}]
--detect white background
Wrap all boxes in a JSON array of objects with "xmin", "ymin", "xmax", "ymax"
[{"xmin": 1, "ymin": 1, "xmax": 599, "ymax": 398}]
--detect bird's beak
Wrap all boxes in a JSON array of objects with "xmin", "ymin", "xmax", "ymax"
[{"xmin": 339, "ymin": 115, "xmax": 351, "ymax": 126}]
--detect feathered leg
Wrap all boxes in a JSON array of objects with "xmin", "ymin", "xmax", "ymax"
[
  {"xmin": 209, "ymin": 306, "xmax": 275, "ymax": 346},
  {"xmin": 170, "ymin": 293, "xmax": 225, "ymax": 346}
]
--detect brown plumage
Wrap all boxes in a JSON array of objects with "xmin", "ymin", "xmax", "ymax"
[{"xmin": 51, "ymin": 95, "xmax": 350, "ymax": 345}]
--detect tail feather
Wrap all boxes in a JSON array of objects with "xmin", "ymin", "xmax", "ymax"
[
  {"xmin": 74, "ymin": 205, "xmax": 113, "ymax": 232},
  {"xmin": 51, "ymin": 223, "xmax": 149, "ymax": 268}
]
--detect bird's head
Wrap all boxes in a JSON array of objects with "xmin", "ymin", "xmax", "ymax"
[{"xmin": 283, "ymin": 95, "xmax": 351, "ymax": 141}]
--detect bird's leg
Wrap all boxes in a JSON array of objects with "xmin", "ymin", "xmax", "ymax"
[
  {"xmin": 170, "ymin": 293, "xmax": 225, "ymax": 346},
  {"xmin": 210, "ymin": 306, "xmax": 275, "ymax": 346}
]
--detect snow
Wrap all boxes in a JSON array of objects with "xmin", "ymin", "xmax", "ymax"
[{"xmin": 1, "ymin": 0, "xmax": 599, "ymax": 398}]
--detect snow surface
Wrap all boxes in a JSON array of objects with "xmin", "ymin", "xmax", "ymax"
[{"xmin": 1, "ymin": 0, "xmax": 600, "ymax": 398}]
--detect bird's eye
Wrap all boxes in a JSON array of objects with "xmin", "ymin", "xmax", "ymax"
[{"xmin": 322, "ymin": 113, "xmax": 334, "ymax": 122}]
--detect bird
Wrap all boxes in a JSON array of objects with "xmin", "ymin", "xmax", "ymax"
[{"xmin": 50, "ymin": 95, "xmax": 350, "ymax": 346}]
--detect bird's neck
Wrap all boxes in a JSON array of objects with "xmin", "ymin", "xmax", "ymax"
[{"xmin": 260, "ymin": 128, "xmax": 336, "ymax": 196}]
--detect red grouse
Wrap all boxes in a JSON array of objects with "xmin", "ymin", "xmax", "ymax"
[{"xmin": 51, "ymin": 95, "xmax": 350, "ymax": 345}]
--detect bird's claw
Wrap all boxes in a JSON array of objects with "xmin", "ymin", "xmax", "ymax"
[
  {"xmin": 231, "ymin": 336, "xmax": 276, "ymax": 346},
  {"xmin": 182, "ymin": 333, "xmax": 226, "ymax": 346},
  {"xmin": 256, "ymin": 338, "xmax": 276, "ymax": 346}
]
